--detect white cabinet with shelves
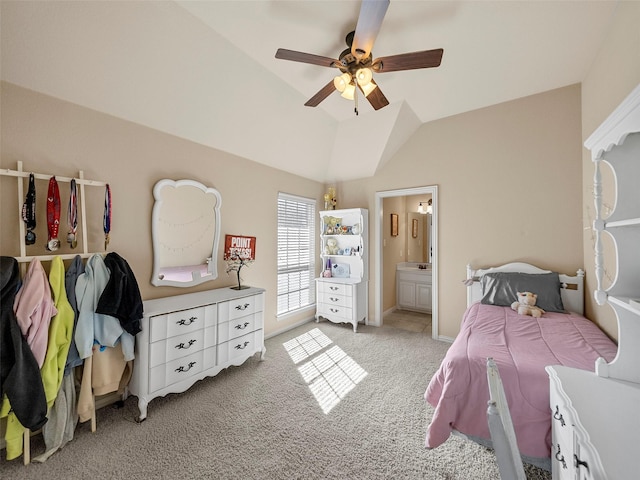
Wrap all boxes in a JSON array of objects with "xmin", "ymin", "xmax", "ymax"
[
  {"xmin": 585, "ymin": 83, "xmax": 640, "ymax": 384},
  {"xmin": 543, "ymin": 82, "xmax": 640, "ymax": 480},
  {"xmin": 316, "ymin": 208, "xmax": 368, "ymax": 332}
]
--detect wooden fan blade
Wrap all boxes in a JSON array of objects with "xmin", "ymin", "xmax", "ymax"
[
  {"xmin": 351, "ymin": 0, "xmax": 390, "ymax": 62},
  {"xmin": 275, "ymin": 48, "xmax": 340, "ymax": 68},
  {"xmin": 359, "ymin": 80, "xmax": 389, "ymax": 111},
  {"xmin": 304, "ymin": 80, "xmax": 337, "ymax": 107},
  {"xmin": 372, "ymin": 48, "xmax": 444, "ymax": 73}
]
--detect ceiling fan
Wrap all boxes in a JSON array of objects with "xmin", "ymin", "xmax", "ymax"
[{"xmin": 275, "ymin": 0, "xmax": 443, "ymax": 115}]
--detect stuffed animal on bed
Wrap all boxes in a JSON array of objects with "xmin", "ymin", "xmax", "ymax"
[{"xmin": 511, "ymin": 291, "xmax": 545, "ymax": 318}]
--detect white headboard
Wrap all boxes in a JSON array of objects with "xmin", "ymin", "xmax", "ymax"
[{"xmin": 466, "ymin": 262, "xmax": 585, "ymax": 315}]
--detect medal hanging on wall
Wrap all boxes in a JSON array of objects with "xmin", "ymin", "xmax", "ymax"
[
  {"xmin": 103, "ymin": 183, "xmax": 111, "ymax": 250},
  {"xmin": 46, "ymin": 176, "xmax": 61, "ymax": 251},
  {"xmin": 67, "ymin": 178, "xmax": 78, "ymax": 248},
  {"xmin": 21, "ymin": 173, "xmax": 37, "ymax": 245}
]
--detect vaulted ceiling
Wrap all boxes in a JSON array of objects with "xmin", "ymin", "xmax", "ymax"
[{"xmin": 1, "ymin": 1, "xmax": 618, "ymax": 182}]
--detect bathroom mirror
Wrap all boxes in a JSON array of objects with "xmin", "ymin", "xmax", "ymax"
[
  {"xmin": 151, "ymin": 179, "xmax": 222, "ymax": 287},
  {"xmin": 406, "ymin": 212, "xmax": 432, "ymax": 263}
]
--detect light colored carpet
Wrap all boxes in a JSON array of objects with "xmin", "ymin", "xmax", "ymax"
[{"xmin": 1, "ymin": 321, "xmax": 551, "ymax": 479}]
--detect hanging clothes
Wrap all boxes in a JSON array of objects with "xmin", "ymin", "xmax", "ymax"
[
  {"xmin": 29, "ymin": 256, "xmax": 75, "ymax": 462},
  {"xmin": 13, "ymin": 258, "xmax": 57, "ymax": 367},
  {"xmin": 0, "ymin": 257, "xmax": 47, "ymax": 461},
  {"xmin": 63, "ymin": 255, "xmax": 85, "ymax": 374},
  {"xmin": 96, "ymin": 252, "xmax": 143, "ymax": 337},
  {"xmin": 74, "ymin": 253, "xmax": 134, "ymax": 425},
  {"xmin": 74, "ymin": 254, "xmax": 134, "ymax": 361},
  {"xmin": 3, "ymin": 256, "xmax": 74, "ymax": 460}
]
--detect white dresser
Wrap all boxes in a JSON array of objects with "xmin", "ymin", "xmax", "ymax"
[
  {"xmin": 128, "ymin": 287, "xmax": 265, "ymax": 421},
  {"xmin": 316, "ymin": 208, "xmax": 368, "ymax": 332},
  {"xmin": 546, "ymin": 366, "xmax": 640, "ymax": 480}
]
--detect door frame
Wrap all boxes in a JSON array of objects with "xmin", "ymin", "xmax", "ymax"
[{"xmin": 373, "ymin": 185, "xmax": 438, "ymax": 339}]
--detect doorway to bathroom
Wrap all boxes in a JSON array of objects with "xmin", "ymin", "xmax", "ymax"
[{"xmin": 373, "ymin": 186, "xmax": 438, "ymax": 339}]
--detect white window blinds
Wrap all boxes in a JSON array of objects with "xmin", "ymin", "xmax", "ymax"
[{"xmin": 277, "ymin": 193, "xmax": 316, "ymax": 316}]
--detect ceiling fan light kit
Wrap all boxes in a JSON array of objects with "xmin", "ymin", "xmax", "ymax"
[{"xmin": 275, "ymin": 0, "xmax": 443, "ymax": 115}]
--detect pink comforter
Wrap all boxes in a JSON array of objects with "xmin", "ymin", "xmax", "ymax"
[{"xmin": 424, "ymin": 303, "xmax": 617, "ymax": 458}]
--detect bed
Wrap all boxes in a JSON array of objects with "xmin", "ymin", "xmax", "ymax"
[{"xmin": 424, "ymin": 262, "xmax": 617, "ymax": 469}]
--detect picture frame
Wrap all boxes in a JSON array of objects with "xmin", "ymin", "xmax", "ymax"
[
  {"xmin": 391, "ymin": 213, "xmax": 398, "ymax": 237},
  {"xmin": 412, "ymin": 218, "xmax": 418, "ymax": 238}
]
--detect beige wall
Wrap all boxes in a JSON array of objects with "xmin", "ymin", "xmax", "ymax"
[
  {"xmin": 0, "ymin": 82, "xmax": 325, "ymax": 337},
  {"xmin": 580, "ymin": 1, "xmax": 640, "ymax": 340},
  {"xmin": 339, "ymin": 84, "xmax": 584, "ymax": 339},
  {"xmin": 3, "ymin": 2, "xmax": 638, "ymax": 343}
]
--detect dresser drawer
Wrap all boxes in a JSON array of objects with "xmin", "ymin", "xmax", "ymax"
[
  {"xmin": 150, "ymin": 304, "xmax": 216, "ymax": 343},
  {"xmin": 217, "ymin": 330, "xmax": 262, "ymax": 365},
  {"xmin": 551, "ymin": 405, "xmax": 574, "ymax": 476},
  {"xmin": 149, "ymin": 349, "xmax": 204, "ymax": 393},
  {"xmin": 318, "ymin": 281, "xmax": 353, "ymax": 297},
  {"xmin": 317, "ymin": 302, "xmax": 353, "ymax": 320},
  {"xmin": 149, "ymin": 328, "xmax": 205, "ymax": 368},
  {"xmin": 218, "ymin": 313, "xmax": 260, "ymax": 343},
  {"xmin": 320, "ymin": 291, "xmax": 349, "ymax": 307}
]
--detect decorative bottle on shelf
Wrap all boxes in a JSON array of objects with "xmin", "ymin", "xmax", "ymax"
[{"xmin": 323, "ymin": 258, "xmax": 332, "ymax": 278}]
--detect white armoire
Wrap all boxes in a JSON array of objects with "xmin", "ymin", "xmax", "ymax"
[
  {"xmin": 546, "ymin": 83, "xmax": 640, "ymax": 479},
  {"xmin": 315, "ymin": 208, "xmax": 368, "ymax": 332}
]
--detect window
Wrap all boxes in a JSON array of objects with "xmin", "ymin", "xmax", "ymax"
[{"xmin": 277, "ymin": 193, "xmax": 316, "ymax": 316}]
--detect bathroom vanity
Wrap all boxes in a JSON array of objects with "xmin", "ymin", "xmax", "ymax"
[{"xmin": 396, "ymin": 263, "xmax": 432, "ymax": 313}]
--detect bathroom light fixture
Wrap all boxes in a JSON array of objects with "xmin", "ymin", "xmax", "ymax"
[
  {"xmin": 417, "ymin": 202, "xmax": 426, "ymax": 214},
  {"xmin": 426, "ymin": 199, "xmax": 433, "ymax": 214},
  {"xmin": 418, "ymin": 199, "xmax": 433, "ymax": 215}
]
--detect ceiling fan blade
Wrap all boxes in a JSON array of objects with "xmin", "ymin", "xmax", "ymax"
[
  {"xmin": 372, "ymin": 48, "xmax": 444, "ymax": 73},
  {"xmin": 359, "ymin": 80, "xmax": 389, "ymax": 111},
  {"xmin": 275, "ymin": 48, "xmax": 340, "ymax": 68},
  {"xmin": 304, "ymin": 80, "xmax": 336, "ymax": 107},
  {"xmin": 351, "ymin": 0, "xmax": 390, "ymax": 62}
]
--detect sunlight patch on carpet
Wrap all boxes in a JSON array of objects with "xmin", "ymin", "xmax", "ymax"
[
  {"xmin": 284, "ymin": 328, "xmax": 367, "ymax": 414},
  {"xmin": 283, "ymin": 327, "xmax": 333, "ymax": 364}
]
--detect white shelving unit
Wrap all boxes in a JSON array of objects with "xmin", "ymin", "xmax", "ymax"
[
  {"xmin": 315, "ymin": 208, "xmax": 368, "ymax": 332},
  {"xmin": 546, "ymin": 82, "xmax": 640, "ymax": 479}
]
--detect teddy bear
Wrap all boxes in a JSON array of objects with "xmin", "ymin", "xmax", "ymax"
[
  {"xmin": 511, "ymin": 292, "xmax": 545, "ymax": 318},
  {"xmin": 325, "ymin": 238, "xmax": 339, "ymax": 255}
]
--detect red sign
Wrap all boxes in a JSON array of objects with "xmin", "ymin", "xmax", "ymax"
[{"xmin": 224, "ymin": 235, "xmax": 256, "ymax": 260}]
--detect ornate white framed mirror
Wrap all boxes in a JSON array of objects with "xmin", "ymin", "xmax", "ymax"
[{"xmin": 151, "ymin": 179, "xmax": 222, "ymax": 287}]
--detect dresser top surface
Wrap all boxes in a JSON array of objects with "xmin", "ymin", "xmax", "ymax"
[{"xmin": 143, "ymin": 286, "xmax": 265, "ymax": 317}]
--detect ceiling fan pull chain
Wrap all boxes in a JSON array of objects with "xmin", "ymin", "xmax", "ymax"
[{"xmin": 354, "ymin": 83, "xmax": 359, "ymax": 116}]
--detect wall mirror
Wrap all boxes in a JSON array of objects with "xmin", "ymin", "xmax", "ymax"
[
  {"xmin": 406, "ymin": 211, "xmax": 432, "ymax": 264},
  {"xmin": 151, "ymin": 179, "xmax": 222, "ymax": 287}
]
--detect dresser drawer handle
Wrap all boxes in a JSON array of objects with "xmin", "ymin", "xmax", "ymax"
[
  {"xmin": 553, "ymin": 405, "xmax": 566, "ymax": 426},
  {"xmin": 329, "ymin": 286, "xmax": 339, "ymax": 291},
  {"xmin": 175, "ymin": 339, "xmax": 197, "ymax": 350},
  {"xmin": 330, "ymin": 308, "xmax": 339, "ymax": 313},
  {"xmin": 329, "ymin": 297, "xmax": 339, "ymax": 302},
  {"xmin": 554, "ymin": 444, "xmax": 567, "ymax": 469},
  {"xmin": 175, "ymin": 361, "xmax": 196, "ymax": 373},
  {"xmin": 235, "ymin": 322, "xmax": 250, "ymax": 330},
  {"xmin": 234, "ymin": 341, "xmax": 250, "ymax": 350},
  {"xmin": 235, "ymin": 303, "xmax": 250, "ymax": 311},
  {"xmin": 177, "ymin": 316, "xmax": 197, "ymax": 326},
  {"xmin": 573, "ymin": 454, "xmax": 590, "ymax": 473}
]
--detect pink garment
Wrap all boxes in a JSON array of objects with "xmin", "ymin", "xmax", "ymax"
[
  {"xmin": 425, "ymin": 303, "xmax": 617, "ymax": 459},
  {"xmin": 13, "ymin": 258, "xmax": 57, "ymax": 367}
]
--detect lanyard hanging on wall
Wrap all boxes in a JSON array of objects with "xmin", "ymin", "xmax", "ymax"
[
  {"xmin": 46, "ymin": 176, "xmax": 61, "ymax": 251},
  {"xmin": 104, "ymin": 184, "xmax": 111, "ymax": 250},
  {"xmin": 22, "ymin": 173, "xmax": 37, "ymax": 245},
  {"xmin": 67, "ymin": 178, "xmax": 78, "ymax": 249}
]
